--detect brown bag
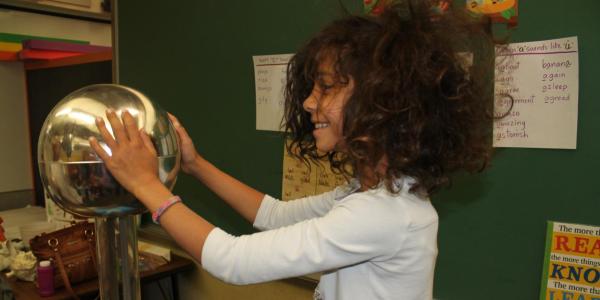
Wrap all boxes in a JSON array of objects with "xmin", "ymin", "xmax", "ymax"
[{"xmin": 30, "ymin": 221, "xmax": 98, "ymax": 300}]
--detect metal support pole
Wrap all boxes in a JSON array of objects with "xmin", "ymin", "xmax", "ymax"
[
  {"xmin": 118, "ymin": 215, "xmax": 141, "ymax": 300},
  {"xmin": 95, "ymin": 216, "xmax": 141, "ymax": 299},
  {"xmin": 95, "ymin": 217, "xmax": 119, "ymax": 300}
]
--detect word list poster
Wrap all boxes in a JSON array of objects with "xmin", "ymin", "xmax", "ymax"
[
  {"xmin": 493, "ymin": 36, "xmax": 579, "ymax": 149},
  {"xmin": 253, "ymin": 54, "xmax": 293, "ymax": 132}
]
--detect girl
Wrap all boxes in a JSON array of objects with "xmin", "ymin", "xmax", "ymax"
[{"xmin": 90, "ymin": 1, "xmax": 495, "ymax": 299}]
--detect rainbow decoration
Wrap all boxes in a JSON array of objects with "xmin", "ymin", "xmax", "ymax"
[
  {"xmin": 363, "ymin": 0, "xmax": 451, "ymax": 16},
  {"xmin": 0, "ymin": 32, "xmax": 110, "ymax": 62},
  {"xmin": 363, "ymin": 0, "xmax": 388, "ymax": 16},
  {"xmin": 467, "ymin": 0, "xmax": 518, "ymax": 25}
]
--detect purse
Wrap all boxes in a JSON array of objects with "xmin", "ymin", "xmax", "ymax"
[{"xmin": 29, "ymin": 221, "xmax": 98, "ymax": 300}]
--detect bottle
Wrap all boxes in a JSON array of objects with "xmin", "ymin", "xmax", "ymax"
[{"xmin": 37, "ymin": 260, "xmax": 55, "ymax": 296}]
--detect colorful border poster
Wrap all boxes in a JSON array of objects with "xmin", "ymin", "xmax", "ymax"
[{"xmin": 540, "ymin": 221, "xmax": 600, "ymax": 300}]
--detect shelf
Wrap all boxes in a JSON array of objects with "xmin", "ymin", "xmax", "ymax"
[
  {"xmin": 24, "ymin": 51, "xmax": 112, "ymax": 70},
  {"xmin": 0, "ymin": 0, "xmax": 111, "ymax": 23}
]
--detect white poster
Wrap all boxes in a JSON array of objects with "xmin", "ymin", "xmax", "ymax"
[
  {"xmin": 253, "ymin": 54, "xmax": 293, "ymax": 132},
  {"xmin": 493, "ymin": 36, "xmax": 579, "ymax": 149}
]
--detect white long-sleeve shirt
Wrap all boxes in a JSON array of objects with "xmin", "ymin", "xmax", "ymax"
[{"xmin": 201, "ymin": 179, "xmax": 438, "ymax": 299}]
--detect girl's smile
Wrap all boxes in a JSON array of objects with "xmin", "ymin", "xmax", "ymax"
[{"xmin": 302, "ymin": 59, "xmax": 354, "ymax": 153}]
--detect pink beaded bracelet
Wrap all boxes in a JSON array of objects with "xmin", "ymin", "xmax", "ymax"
[{"xmin": 152, "ymin": 195, "xmax": 182, "ymax": 224}]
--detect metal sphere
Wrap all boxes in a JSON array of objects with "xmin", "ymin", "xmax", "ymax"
[{"xmin": 38, "ymin": 84, "xmax": 180, "ymax": 217}]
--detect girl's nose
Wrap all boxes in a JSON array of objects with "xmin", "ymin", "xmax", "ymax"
[{"xmin": 303, "ymin": 90, "xmax": 317, "ymax": 113}]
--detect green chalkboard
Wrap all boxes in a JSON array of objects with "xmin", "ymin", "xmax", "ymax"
[
  {"xmin": 432, "ymin": 1, "xmax": 600, "ymax": 299},
  {"xmin": 117, "ymin": 1, "xmax": 600, "ymax": 299},
  {"xmin": 117, "ymin": 1, "xmax": 361, "ymax": 233}
]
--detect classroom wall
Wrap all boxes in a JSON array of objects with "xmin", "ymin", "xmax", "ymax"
[
  {"xmin": 0, "ymin": 62, "xmax": 31, "ymax": 193},
  {"xmin": 432, "ymin": 1, "xmax": 600, "ymax": 299}
]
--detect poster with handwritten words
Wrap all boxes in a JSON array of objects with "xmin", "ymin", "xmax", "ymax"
[
  {"xmin": 281, "ymin": 143, "xmax": 347, "ymax": 201},
  {"xmin": 253, "ymin": 54, "xmax": 293, "ymax": 132},
  {"xmin": 493, "ymin": 37, "xmax": 579, "ymax": 149},
  {"xmin": 539, "ymin": 221, "xmax": 600, "ymax": 300}
]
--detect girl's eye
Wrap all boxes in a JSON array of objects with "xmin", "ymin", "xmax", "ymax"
[{"xmin": 318, "ymin": 81, "xmax": 335, "ymax": 91}]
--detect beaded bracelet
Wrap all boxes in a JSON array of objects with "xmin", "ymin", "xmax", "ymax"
[{"xmin": 152, "ymin": 195, "xmax": 182, "ymax": 224}]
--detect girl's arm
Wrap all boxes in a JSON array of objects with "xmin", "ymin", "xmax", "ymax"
[
  {"xmin": 133, "ymin": 180, "xmax": 214, "ymax": 263},
  {"xmin": 183, "ymin": 155, "xmax": 264, "ymax": 224},
  {"xmin": 169, "ymin": 114, "xmax": 343, "ymax": 229},
  {"xmin": 168, "ymin": 114, "xmax": 264, "ymax": 223},
  {"xmin": 201, "ymin": 191, "xmax": 416, "ymax": 285}
]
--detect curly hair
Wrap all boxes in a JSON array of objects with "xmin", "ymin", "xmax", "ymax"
[{"xmin": 284, "ymin": 0, "xmax": 496, "ymax": 195}]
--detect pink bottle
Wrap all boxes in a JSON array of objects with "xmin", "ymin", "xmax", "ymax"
[{"xmin": 37, "ymin": 260, "xmax": 55, "ymax": 296}]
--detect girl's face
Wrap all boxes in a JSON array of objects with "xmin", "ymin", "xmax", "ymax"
[{"xmin": 302, "ymin": 59, "xmax": 354, "ymax": 153}]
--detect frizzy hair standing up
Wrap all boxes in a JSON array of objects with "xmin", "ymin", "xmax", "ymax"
[{"xmin": 283, "ymin": 0, "xmax": 496, "ymax": 195}]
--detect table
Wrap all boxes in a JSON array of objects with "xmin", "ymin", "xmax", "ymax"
[{"xmin": 0, "ymin": 254, "xmax": 194, "ymax": 300}]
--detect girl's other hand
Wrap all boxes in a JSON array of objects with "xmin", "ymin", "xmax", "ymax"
[
  {"xmin": 89, "ymin": 109, "xmax": 161, "ymax": 197},
  {"xmin": 168, "ymin": 113, "xmax": 201, "ymax": 175}
]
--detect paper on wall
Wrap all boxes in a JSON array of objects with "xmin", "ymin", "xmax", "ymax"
[
  {"xmin": 281, "ymin": 142, "xmax": 347, "ymax": 201},
  {"xmin": 253, "ymin": 54, "xmax": 293, "ymax": 132},
  {"xmin": 493, "ymin": 36, "xmax": 579, "ymax": 149}
]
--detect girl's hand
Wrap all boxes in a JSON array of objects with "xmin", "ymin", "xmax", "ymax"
[
  {"xmin": 89, "ymin": 109, "xmax": 161, "ymax": 197},
  {"xmin": 168, "ymin": 113, "xmax": 201, "ymax": 175}
]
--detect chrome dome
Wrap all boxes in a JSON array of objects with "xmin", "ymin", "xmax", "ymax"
[{"xmin": 38, "ymin": 84, "xmax": 180, "ymax": 217}]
